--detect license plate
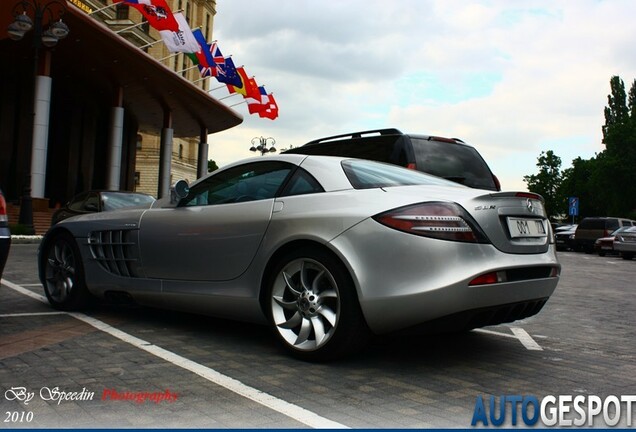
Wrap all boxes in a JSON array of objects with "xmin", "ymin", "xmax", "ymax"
[{"xmin": 507, "ymin": 217, "xmax": 547, "ymax": 238}]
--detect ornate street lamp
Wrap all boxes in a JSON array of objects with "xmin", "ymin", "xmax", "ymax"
[
  {"xmin": 7, "ymin": 0, "xmax": 69, "ymax": 234},
  {"xmin": 250, "ymin": 136, "xmax": 276, "ymax": 156}
]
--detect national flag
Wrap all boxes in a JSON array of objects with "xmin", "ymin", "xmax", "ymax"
[
  {"xmin": 114, "ymin": 0, "xmax": 179, "ymax": 32},
  {"xmin": 215, "ymin": 57, "xmax": 242, "ymax": 88},
  {"xmin": 259, "ymin": 93, "xmax": 279, "ymax": 120},
  {"xmin": 191, "ymin": 29, "xmax": 215, "ymax": 76},
  {"xmin": 246, "ymin": 86, "xmax": 269, "ymax": 114},
  {"xmin": 227, "ymin": 67, "xmax": 261, "ymax": 102},
  {"xmin": 226, "ymin": 67, "xmax": 250, "ymax": 96},
  {"xmin": 159, "ymin": 12, "xmax": 200, "ymax": 53},
  {"xmin": 209, "ymin": 42, "xmax": 225, "ymax": 66}
]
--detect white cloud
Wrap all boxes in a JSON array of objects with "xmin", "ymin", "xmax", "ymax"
[{"xmin": 209, "ymin": 0, "xmax": 636, "ymax": 191}]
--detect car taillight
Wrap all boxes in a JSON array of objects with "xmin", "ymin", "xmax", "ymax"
[
  {"xmin": 0, "ymin": 193, "xmax": 8, "ymax": 223},
  {"xmin": 373, "ymin": 202, "xmax": 489, "ymax": 243},
  {"xmin": 406, "ymin": 162, "xmax": 417, "ymax": 170}
]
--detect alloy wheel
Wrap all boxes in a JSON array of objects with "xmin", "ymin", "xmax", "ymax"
[{"xmin": 270, "ymin": 258, "xmax": 340, "ymax": 352}]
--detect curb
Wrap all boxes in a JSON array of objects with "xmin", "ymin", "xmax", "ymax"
[{"xmin": 10, "ymin": 236, "xmax": 44, "ymax": 245}]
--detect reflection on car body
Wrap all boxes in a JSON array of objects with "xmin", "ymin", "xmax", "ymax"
[
  {"xmin": 38, "ymin": 155, "xmax": 560, "ymax": 361},
  {"xmin": 51, "ymin": 191, "xmax": 155, "ymax": 225}
]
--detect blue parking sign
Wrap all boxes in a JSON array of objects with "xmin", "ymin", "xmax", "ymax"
[{"xmin": 568, "ymin": 197, "xmax": 579, "ymax": 216}]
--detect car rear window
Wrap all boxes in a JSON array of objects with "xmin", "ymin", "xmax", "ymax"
[
  {"xmin": 410, "ymin": 138, "xmax": 497, "ymax": 190},
  {"xmin": 341, "ymin": 159, "xmax": 460, "ymax": 190}
]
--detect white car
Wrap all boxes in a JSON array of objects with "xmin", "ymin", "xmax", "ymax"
[
  {"xmin": 613, "ymin": 226, "xmax": 636, "ymax": 260},
  {"xmin": 39, "ymin": 155, "xmax": 560, "ymax": 361}
]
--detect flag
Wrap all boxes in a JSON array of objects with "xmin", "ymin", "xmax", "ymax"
[
  {"xmin": 114, "ymin": 0, "xmax": 179, "ymax": 32},
  {"xmin": 246, "ymin": 86, "xmax": 269, "ymax": 114},
  {"xmin": 215, "ymin": 57, "xmax": 242, "ymax": 88},
  {"xmin": 209, "ymin": 42, "xmax": 225, "ymax": 66},
  {"xmin": 191, "ymin": 29, "xmax": 215, "ymax": 76},
  {"xmin": 159, "ymin": 12, "xmax": 200, "ymax": 53},
  {"xmin": 227, "ymin": 67, "xmax": 261, "ymax": 102},
  {"xmin": 259, "ymin": 93, "xmax": 279, "ymax": 120}
]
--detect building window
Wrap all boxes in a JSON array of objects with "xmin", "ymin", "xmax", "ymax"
[
  {"xmin": 181, "ymin": 58, "xmax": 188, "ymax": 77},
  {"xmin": 141, "ymin": 19, "xmax": 150, "ymax": 34},
  {"xmin": 136, "ymin": 134, "xmax": 143, "ymax": 150},
  {"xmin": 205, "ymin": 14, "xmax": 210, "ymax": 40},
  {"xmin": 179, "ymin": 144, "xmax": 184, "ymax": 160},
  {"xmin": 186, "ymin": 2, "xmax": 191, "ymax": 23},
  {"xmin": 134, "ymin": 172, "xmax": 140, "ymax": 186},
  {"xmin": 174, "ymin": 53, "xmax": 179, "ymax": 72},
  {"xmin": 115, "ymin": 4, "xmax": 129, "ymax": 20}
]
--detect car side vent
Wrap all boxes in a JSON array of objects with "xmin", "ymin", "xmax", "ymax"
[{"xmin": 88, "ymin": 230, "xmax": 140, "ymax": 278}]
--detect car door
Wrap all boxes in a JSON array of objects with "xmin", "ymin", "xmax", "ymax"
[{"xmin": 138, "ymin": 161, "xmax": 295, "ymax": 281}]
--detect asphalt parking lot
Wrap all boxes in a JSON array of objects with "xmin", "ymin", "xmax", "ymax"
[{"xmin": 1, "ymin": 243, "xmax": 635, "ymax": 428}]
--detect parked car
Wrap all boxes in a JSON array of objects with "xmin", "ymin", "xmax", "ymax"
[
  {"xmin": 0, "ymin": 188, "xmax": 10, "ymax": 280},
  {"xmin": 52, "ymin": 191, "xmax": 155, "ymax": 225},
  {"xmin": 555, "ymin": 224, "xmax": 577, "ymax": 252},
  {"xmin": 594, "ymin": 226, "xmax": 633, "ymax": 256},
  {"xmin": 39, "ymin": 155, "xmax": 560, "ymax": 361},
  {"xmin": 613, "ymin": 226, "xmax": 636, "ymax": 260},
  {"xmin": 573, "ymin": 217, "xmax": 636, "ymax": 253},
  {"xmin": 284, "ymin": 128, "xmax": 501, "ymax": 191}
]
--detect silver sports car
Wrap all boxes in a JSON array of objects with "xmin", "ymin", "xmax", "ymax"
[{"xmin": 39, "ymin": 155, "xmax": 560, "ymax": 361}]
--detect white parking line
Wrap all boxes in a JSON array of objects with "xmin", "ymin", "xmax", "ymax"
[
  {"xmin": 510, "ymin": 327, "xmax": 543, "ymax": 351},
  {"xmin": 474, "ymin": 327, "xmax": 544, "ymax": 351},
  {"xmin": 1, "ymin": 278, "xmax": 349, "ymax": 429}
]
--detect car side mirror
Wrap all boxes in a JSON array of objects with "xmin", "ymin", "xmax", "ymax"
[
  {"xmin": 84, "ymin": 203, "xmax": 98, "ymax": 212},
  {"xmin": 170, "ymin": 180, "xmax": 189, "ymax": 204}
]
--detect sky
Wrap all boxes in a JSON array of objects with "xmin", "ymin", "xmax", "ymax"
[{"xmin": 206, "ymin": 0, "xmax": 636, "ymax": 191}]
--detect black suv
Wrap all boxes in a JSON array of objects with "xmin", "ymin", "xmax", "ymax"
[{"xmin": 284, "ymin": 128, "xmax": 501, "ymax": 191}]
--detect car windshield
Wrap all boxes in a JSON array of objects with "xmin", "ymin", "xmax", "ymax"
[
  {"xmin": 341, "ymin": 159, "xmax": 462, "ymax": 190},
  {"xmin": 101, "ymin": 192, "xmax": 155, "ymax": 211}
]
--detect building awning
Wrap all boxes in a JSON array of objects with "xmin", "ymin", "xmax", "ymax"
[{"xmin": 1, "ymin": 0, "xmax": 243, "ymax": 138}]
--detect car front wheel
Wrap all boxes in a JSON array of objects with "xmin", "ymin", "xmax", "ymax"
[
  {"xmin": 42, "ymin": 231, "xmax": 93, "ymax": 311},
  {"xmin": 267, "ymin": 247, "xmax": 370, "ymax": 361}
]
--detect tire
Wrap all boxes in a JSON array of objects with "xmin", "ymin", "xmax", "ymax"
[
  {"xmin": 621, "ymin": 252, "xmax": 634, "ymax": 260},
  {"xmin": 266, "ymin": 247, "xmax": 370, "ymax": 361},
  {"xmin": 598, "ymin": 252, "xmax": 606, "ymax": 257},
  {"xmin": 42, "ymin": 231, "xmax": 93, "ymax": 311}
]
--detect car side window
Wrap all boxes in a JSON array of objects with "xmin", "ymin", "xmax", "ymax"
[
  {"xmin": 83, "ymin": 193, "xmax": 100, "ymax": 212},
  {"xmin": 68, "ymin": 193, "xmax": 88, "ymax": 211},
  {"xmin": 181, "ymin": 161, "xmax": 294, "ymax": 207},
  {"xmin": 279, "ymin": 168, "xmax": 324, "ymax": 197}
]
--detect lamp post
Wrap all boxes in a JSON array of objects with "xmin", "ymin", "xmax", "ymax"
[
  {"xmin": 249, "ymin": 136, "xmax": 276, "ymax": 156},
  {"xmin": 7, "ymin": 0, "xmax": 69, "ymax": 234}
]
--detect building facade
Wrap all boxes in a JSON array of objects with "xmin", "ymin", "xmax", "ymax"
[
  {"xmin": 95, "ymin": 0, "xmax": 218, "ymax": 196},
  {"xmin": 0, "ymin": 0, "xmax": 241, "ymax": 227}
]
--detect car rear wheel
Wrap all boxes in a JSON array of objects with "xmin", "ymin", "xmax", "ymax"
[
  {"xmin": 621, "ymin": 252, "xmax": 634, "ymax": 260},
  {"xmin": 42, "ymin": 231, "xmax": 93, "ymax": 311},
  {"xmin": 267, "ymin": 247, "xmax": 370, "ymax": 361}
]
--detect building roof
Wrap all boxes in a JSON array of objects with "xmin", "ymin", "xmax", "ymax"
[{"xmin": 1, "ymin": 0, "xmax": 243, "ymax": 138}]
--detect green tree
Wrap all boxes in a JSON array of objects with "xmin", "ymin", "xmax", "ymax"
[
  {"xmin": 523, "ymin": 150, "xmax": 564, "ymax": 218},
  {"xmin": 207, "ymin": 159, "xmax": 219, "ymax": 173},
  {"xmin": 600, "ymin": 76, "xmax": 636, "ymax": 217}
]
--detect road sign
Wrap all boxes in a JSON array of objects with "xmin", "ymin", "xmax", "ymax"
[{"xmin": 568, "ymin": 197, "xmax": 579, "ymax": 216}]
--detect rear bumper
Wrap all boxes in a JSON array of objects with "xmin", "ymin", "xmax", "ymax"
[{"xmin": 329, "ymin": 218, "xmax": 560, "ymax": 334}]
